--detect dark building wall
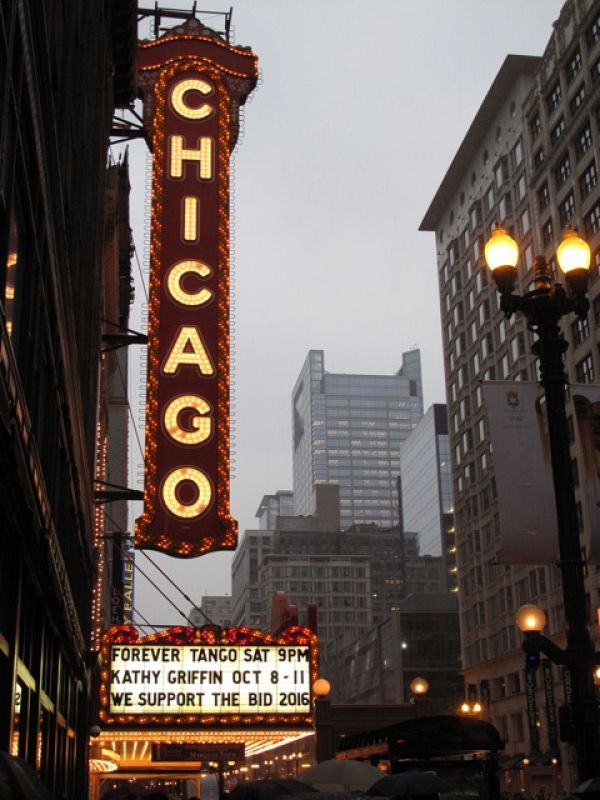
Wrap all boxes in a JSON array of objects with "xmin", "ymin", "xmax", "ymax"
[{"xmin": 0, "ymin": 1, "xmax": 135, "ymax": 797}]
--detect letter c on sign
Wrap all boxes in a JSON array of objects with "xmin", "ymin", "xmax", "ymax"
[
  {"xmin": 166, "ymin": 260, "xmax": 213, "ymax": 307},
  {"xmin": 170, "ymin": 78, "xmax": 214, "ymax": 121},
  {"xmin": 161, "ymin": 467, "xmax": 212, "ymax": 519}
]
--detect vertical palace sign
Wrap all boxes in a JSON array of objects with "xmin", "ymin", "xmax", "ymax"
[{"xmin": 135, "ymin": 21, "xmax": 258, "ymax": 557}]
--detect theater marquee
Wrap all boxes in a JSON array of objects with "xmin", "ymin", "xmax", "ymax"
[
  {"xmin": 135, "ymin": 21, "xmax": 258, "ymax": 557},
  {"xmin": 100, "ymin": 625, "xmax": 318, "ymax": 728}
]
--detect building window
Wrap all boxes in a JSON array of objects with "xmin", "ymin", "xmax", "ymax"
[
  {"xmin": 566, "ymin": 47, "xmax": 583, "ymax": 83},
  {"xmin": 520, "ymin": 206, "xmax": 531, "ymax": 236},
  {"xmin": 510, "ymin": 333, "xmax": 525, "ymax": 361},
  {"xmin": 574, "ymin": 122, "xmax": 592, "ymax": 160},
  {"xmin": 559, "ymin": 191, "xmax": 576, "ymax": 226},
  {"xmin": 534, "ymin": 148, "xmax": 545, "ymax": 169},
  {"xmin": 546, "ymin": 81, "xmax": 562, "ymax": 114},
  {"xmin": 580, "ymin": 160, "xmax": 598, "ymax": 199},
  {"xmin": 592, "ymin": 56, "xmax": 600, "ymax": 83},
  {"xmin": 572, "ymin": 316, "xmax": 590, "ymax": 345},
  {"xmin": 512, "ymin": 139, "xmax": 524, "ymax": 169},
  {"xmin": 515, "ymin": 173, "xmax": 527, "ymax": 203},
  {"xmin": 484, "ymin": 185, "xmax": 495, "ymax": 215},
  {"xmin": 448, "ymin": 240, "xmax": 459, "ymax": 266},
  {"xmin": 591, "ymin": 249, "xmax": 600, "ymax": 283},
  {"xmin": 541, "ymin": 218, "xmax": 554, "ymax": 248},
  {"xmin": 538, "ymin": 182, "xmax": 550, "ymax": 211},
  {"xmin": 555, "ymin": 152, "xmax": 571, "ymax": 187},
  {"xmin": 499, "ymin": 193, "xmax": 512, "ymax": 221},
  {"xmin": 494, "ymin": 157, "xmax": 509, "ymax": 189},
  {"xmin": 550, "ymin": 116, "xmax": 566, "ymax": 146},
  {"xmin": 469, "ymin": 201, "xmax": 482, "ymax": 231},
  {"xmin": 587, "ymin": 11, "xmax": 600, "ymax": 49},
  {"xmin": 530, "ymin": 114, "xmax": 541, "ymax": 140},
  {"xmin": 575, "ymin": 353, "xmax": 595, "ymax": 383},
  {"xmin": 586, "ymin": 201, "xmax": 600, "ymax": 236},
  {"xmin": 570, "ymin": 82, "xmax": 586, "ymax": 114}
]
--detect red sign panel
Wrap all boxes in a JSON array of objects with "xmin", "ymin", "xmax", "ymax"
[
  {"xmin": 135, "ymin": 24, "xmax": 258, "ymax": 556},
  {"xmin": 151, "ymin": 743, "xmax": 245, "ymax": 762}
]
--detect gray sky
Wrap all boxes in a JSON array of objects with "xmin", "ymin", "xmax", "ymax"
[{"xmin": 124, "ymin": 0, "xmax": 565, "ymax": 627}]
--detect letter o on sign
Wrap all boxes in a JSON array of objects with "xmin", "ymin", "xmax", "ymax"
[{"xmin": 161, "ymin": 467, "xmax": 212, "ymax": 519}]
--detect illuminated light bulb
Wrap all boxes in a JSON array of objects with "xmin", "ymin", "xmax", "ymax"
[
  {"xmin": 169, "ymin": 135, "xmax": 214, "ymax": 180},
  {"xmin": 515, "ymin": 604, "xmax": 546, "ymax": 632},
  {"xmin": 484, "ymin": 227, "xmax": 519, "ymax": 271},
  {"xmin": 557, "ymin": 227, "xmax": 591, "ymax": 274},
  {"xmin": 312, "ymin": 678, "xmax": 331, "ymax": 697},
  {"xmin": 163, "ymin": 395, "xmax": 212, "ymax": 445},
  {"xmin": 170, "ymin": 77, "xmax": 214, "ymax": 120},
  {"xmin": 460, "ymin": 702, "xmax": 470, "ymax": 714},
  {"xmin": 472, "ymin": 702, "xmax": 482, "ymax": 713},
  {"xmin": 161, "ymin": 467, "xmax": 212, "ymax": 519},
  {"xmin": 182, "ymin": 197, "xmax": 199, "ymax": 242},
  {"xmin": 410, "ymin": 677, "xmax": 429, "ymax": 696},
  {"xmin": 162, "ymin": 326, "xmax": 215, "ymax": 376},
  {"xmin": 166, "ymin": 260, "xmax": 213, "ymax": 306}
]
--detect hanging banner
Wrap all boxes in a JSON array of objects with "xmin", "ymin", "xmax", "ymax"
[
  {"xmin": 135, "ymin": 21, "xmax": 258, "ymax": 557},
  {"xmin": 542, "ymin": 659, "xmax": 558, "ymax": 749},
  {"xmin": 483, "ymin": 382, "xmax": 558, "ymax": 563},
  {"xmin": 572, "ymin": 385, "xmax": 600, "ymax": 562},
  {"xmin": 525, "ymin": 670, "xmax": 539, "ymax": 752},
  {"xmin": 484, "ymin": 382, "xmax": 600, "ymax": 564}
]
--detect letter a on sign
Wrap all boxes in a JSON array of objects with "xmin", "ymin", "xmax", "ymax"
[{"xmin": 135, "ymin": 21, "xmax": 258, "ymax": 557}]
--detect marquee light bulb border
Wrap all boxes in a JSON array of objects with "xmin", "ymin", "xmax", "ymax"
[{"xmin": 99, "ymin": 625, "xmax": 318, "ymax": 729}]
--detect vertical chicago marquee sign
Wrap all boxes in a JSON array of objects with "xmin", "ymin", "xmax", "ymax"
[{"xmin": 136, "ymin": 21, "xmax": 258, "ymax": 556}]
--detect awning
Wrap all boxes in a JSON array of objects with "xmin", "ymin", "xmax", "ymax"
[{"xmin": 338, "ymin": 715, "xmax": 503, "ymax": 760}]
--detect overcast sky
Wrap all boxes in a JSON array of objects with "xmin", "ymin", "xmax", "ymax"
[{"xmin": 124, "ymin": 0, "xmax": 565, "ymax": 627}]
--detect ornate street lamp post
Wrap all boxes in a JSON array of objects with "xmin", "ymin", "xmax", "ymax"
[{"xmin": 485, "ymin": 227, "xmax": 600, "ymax": 782}]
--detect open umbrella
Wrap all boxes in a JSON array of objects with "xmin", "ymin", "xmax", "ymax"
[
  {"xmin": 573, "ymin": 777, "xmax": 600, "ymax": 800},
  {"xmin": 302, "ymin": 760, "xmax": 383, "ymax": 792},
  {"xmin": 228, "ymin": 778, "xmax": 317, "ymax": 800},
  {"xmin": 0, "ymin": 752, "xmax": 53, "ymax": 800},
  {"xmin": 101, "ymin": 780, "xmax": 151, "ymax": 799},
  {"xmin": 367, "ymin": 772, "xmax": 453, "ymax": 797}
]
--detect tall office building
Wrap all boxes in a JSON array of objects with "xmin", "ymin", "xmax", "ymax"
[
  {"xmin": 420, "ymin": 0, "xmax": 600, "ymax": 788},
  {"xmin": 255, "ymin": 490, "xmax": 294, "ymax": 530},
  {"xmin": 292, "ymin": 349, "xmax": 423, "ymax": 528},
  {"xmin": 400, "ymin": 404, "xmax": 456, "ymax": 591},
  {"xmin": 188, "ymin": 597, "xmax": 233, "ymax": 628},
  {"xmin": 232, "ymin": 486, "xmax": 446, "ymax": 635},
  {"xmin": 331, "ymin": 592, "xmax": 462, "ymax": 712}
]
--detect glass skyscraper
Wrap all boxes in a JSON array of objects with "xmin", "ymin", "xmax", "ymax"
[
  {"xmin": 292, "ymin": 349, "xmax": 423, "ymax": 528},
  {"xmin": 399, "ymin": 404, "xmax": 456, "ymax": 591}
]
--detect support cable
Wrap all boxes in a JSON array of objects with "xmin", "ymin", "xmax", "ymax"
[
  {"xmin": 103, "ymin": 510, "xmax": 216, "ymax": 627},
  {"xmin": 132, "ymin": 240, "xmax": 150, "ymax": 304},
  {"xmin": 115, "ymin": 355, "xmax": 146, "ymax": 465}
]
